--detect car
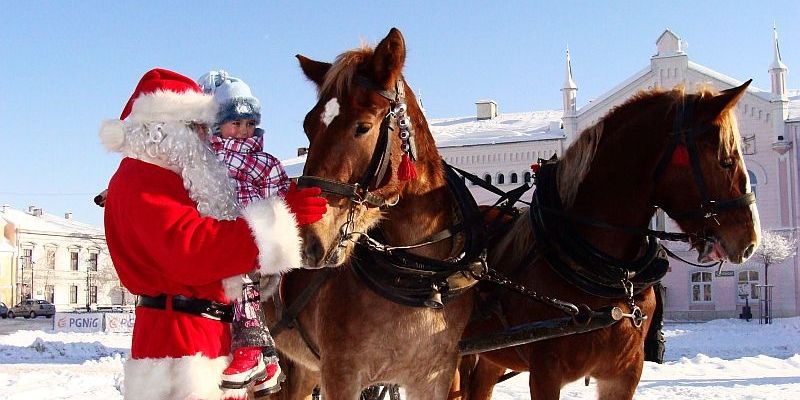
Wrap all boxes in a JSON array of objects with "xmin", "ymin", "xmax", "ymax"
[
  {"xmin": 0, "ymin": 302, "xmax": 8, "ymax": 319},
  {"xmin": 7, "ymin": 299, "xmax": 56, "ymax": 319}
]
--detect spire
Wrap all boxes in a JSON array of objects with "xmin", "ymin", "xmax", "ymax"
[
  {"xmin": 769, "ymin": 24, "xmax": 788, "ymax": 100},
  {"xmin": 770, "ymin": 24, "xmax": 788, "ymax": 71},
  {"xmin": 562, "ymin": 48, "xmax": 577, "ymax": 89}
]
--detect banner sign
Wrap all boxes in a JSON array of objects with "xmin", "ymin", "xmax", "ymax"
[
  {"xmin": 104, "ymin": 312, "xmax": 136, "ymax": 333},
  {"xmin": 53, "ymin": 312, "xmax": 104, "ymax": 333}
]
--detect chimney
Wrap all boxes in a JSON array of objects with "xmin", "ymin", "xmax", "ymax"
[
  {"xmin": 33, "ymin": 208, "xmax": 43, "ymax": 217},
  {"xmin": 65, "ymin": 212, "xmax": 73, "ymax": 220},
  {"xmin": 297, "ymin": 147, "xmax": 309, "ymax": 157},
  {"xmin": 476, "ymin": 100, "xmax": 498, "ymax": 120},
  {"xmin": 28, "ymin": 205, "xmax": 36, "ymax": 213}
]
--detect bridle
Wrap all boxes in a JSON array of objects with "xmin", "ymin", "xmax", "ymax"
[
  {"xmin": 653, "ymin": 96, "xmax": 756, "ymax": 223},
  {"xmin": 296, "ymin": 76, "xmax": 413, "ymax": 262}
]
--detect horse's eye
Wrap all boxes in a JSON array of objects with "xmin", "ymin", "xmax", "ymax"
[
  {"xmin": 720, "ymin": 157, "xmax": 735, "ymax": 169},
  {"xmin": 355, "ymin": 122, "xmax": 372, "ymax": 137}
]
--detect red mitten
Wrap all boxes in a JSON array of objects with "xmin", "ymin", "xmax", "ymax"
[{"xmin": 284, "ymin": 182, "xmax": 328, "ymax": 226}]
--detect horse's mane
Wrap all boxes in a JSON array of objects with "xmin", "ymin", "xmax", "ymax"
[
  {"xmin": 320, "ymin": 43, "xmax": 372, "ymax": 99},
  {"xmin": 557, "ymin": 85, "xmax": 741, "ymax": 208}
]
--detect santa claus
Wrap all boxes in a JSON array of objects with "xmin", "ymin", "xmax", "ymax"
[{"xmin": 99, "ymin": 68, "xmax": 326, "ymax": 400}]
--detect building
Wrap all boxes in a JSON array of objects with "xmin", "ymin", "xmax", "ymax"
[
  {"xmin": 0, "ymin": 204, "xmax": 128, "ymax": 311},
  {"xmin": 284, "ymin": 28, "xmax": 799, "ymax": 321}
]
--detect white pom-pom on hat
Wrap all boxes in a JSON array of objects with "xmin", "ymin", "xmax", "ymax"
[{"xmin": 99, "ymin": 119, "xmax": 126, "ymax": 152}]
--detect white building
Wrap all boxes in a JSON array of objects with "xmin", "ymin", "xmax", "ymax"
[{"xmin": 0, "ymin": 204, "xmax": 128, "ymax": 311}]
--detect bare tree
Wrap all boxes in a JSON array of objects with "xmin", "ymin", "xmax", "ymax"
[{"xmin": 754, "ymin": 230, "xmax": 797, "ymax": 323}]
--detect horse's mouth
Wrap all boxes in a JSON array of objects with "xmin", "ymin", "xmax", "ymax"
[{"xmin": 698, "ymin": 238, "xmax": 729, "ymax": 263}]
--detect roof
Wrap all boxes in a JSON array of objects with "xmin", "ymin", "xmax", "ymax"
[
  {"xmin": 428, "ymin": 109, "xmax": 565, "ymax": 148},
  {"xmin": 0, "ymin": 206, "xmax": 104, "ymax": 237}
]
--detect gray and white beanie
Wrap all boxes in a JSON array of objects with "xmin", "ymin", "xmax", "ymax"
[{"xmin": 197, "ymin": 70, "xmax": 261, "ymax": 129}]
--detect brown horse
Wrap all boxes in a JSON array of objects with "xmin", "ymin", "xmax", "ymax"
[
  {"xmin": 459, "ymin": 82, "xmax": 760, "ymax": 399},
  {"xmin": 264, "ymin": 28, "xmax": 477, "ymax": 399}
]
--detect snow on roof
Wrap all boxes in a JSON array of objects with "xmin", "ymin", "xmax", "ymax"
[
  {"xmin": 688, "ymin": 61, "xmax": 771, "ymax": 101},
  {"xmin": 0, "ymin": 206, "xmax": 103, "ymax": 236},
  {"xmin": 282, "ymin": 155, "xmax": 307, "ymax": 178},
  {"xmin": 428, "ymin": 109, "xmax": 565, "ymax": 148}
]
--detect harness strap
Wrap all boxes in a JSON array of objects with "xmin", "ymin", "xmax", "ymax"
[
  {"xmin": 297, "ymin": 176, "xmax": 387, "ymax": 207},
  {"xmin": 270, "ymin": 269, "xmax": 333, "ymax": 337}
]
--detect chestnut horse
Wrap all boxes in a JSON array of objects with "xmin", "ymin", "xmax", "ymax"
[
  {"xmin": 458, "ymin": 82, "xmax": 760, "ymax": 399},
  {"xmin": 265, "ymin": 28, "xmax": 477, "ymax": 399}
]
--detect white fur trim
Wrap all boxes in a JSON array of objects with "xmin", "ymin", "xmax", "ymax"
[
  {"xmin": 222, "ymin": 274, "xmax": 245, "ymax": 302},
  {"xmin": 241, "ymin": 197, "xmax": 303, "ymax": 274},
  {"xmin": 128, "ymin": 90, "xmax": 218, "ymax": 124},
  {"xmin": 124, "ymin": 354, "xmax": 248, "ymax": 400},
  {"xmin": 99, "ymin": 119, "xmax": 126, "ymax": 151}
]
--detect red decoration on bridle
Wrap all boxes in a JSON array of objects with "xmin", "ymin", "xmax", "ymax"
[{"xmin": 670, "ymin": 144, "xmax": 690, "ymax": 167}]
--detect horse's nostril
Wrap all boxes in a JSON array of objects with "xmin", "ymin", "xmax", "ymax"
[
  {"xmin": 743, "ymin": 243, "xmax": 755, "ymax": 259},
  {"xmin": 304, "ymin": 234, "xmax": 325, "ymax": 268}
]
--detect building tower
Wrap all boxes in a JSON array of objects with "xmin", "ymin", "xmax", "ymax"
[{"xmin": 561, "ymin": 48, "xmax": 578, "ymax": 144}]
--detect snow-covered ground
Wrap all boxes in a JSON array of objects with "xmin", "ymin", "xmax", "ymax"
[{"xmin": 1, "ymin": 317, "xmax": 799, "ymax": 399}]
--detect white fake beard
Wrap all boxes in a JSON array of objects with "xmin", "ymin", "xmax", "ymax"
[{"xmin": 122, "ymin": 122, "xmax": 240, "ymax": 220}]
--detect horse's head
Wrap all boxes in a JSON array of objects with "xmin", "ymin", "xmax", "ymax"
[
  {"xmin": 297, "ymin": 28, "xmax": 431, "ymax": 268},
  {"xmin": 654, "ymin": 81, "xmax": 760, "ymax": 264}
]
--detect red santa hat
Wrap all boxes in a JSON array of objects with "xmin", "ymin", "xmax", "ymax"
[{"xmin": 99, "ymin": 68, "xmax": 218, "ymax": 151}]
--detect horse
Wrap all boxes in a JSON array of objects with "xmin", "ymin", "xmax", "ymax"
[
  {"xmin": 264, "ymin": 28, "xmax": 482, "ymax": 399},
  {"xmin": 457, "ymin": 81, "xmax": 761, "ymax": 399}
]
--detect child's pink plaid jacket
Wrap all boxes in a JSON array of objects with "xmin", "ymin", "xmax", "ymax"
[{"xmin": 209, "ymin": 134, "xmax": 289, "ymax": 206}]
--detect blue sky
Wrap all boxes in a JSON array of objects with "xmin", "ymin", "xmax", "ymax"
[{"xmin": 1, "ymin": 1, "xmax": 798, "ymax": 227}]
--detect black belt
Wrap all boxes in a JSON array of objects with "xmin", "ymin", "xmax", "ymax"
[{"xmin": 136, "ymin": 294, "xmax": 233, "ymax": 323}]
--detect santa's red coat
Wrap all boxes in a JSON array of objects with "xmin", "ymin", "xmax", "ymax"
[{"xmin": 105, "ymin": 157, "xmax": 302, "ymax": 400}]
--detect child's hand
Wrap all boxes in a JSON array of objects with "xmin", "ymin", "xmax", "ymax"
[{"xmin": 284, "ymin": 182, "xmax": 327, "ymax": 226}]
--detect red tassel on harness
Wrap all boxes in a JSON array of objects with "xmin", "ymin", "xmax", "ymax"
[
  {"xmin": 398, "ymin": 153, "xmax": 418, "ymax": 181},
  {"xmin": 670, "ymin": 144, "xmax": 690, "ymax": 167}
]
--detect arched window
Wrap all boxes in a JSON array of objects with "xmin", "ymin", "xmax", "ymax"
[
  {"xmin": 737, "ymin": 270, "xmax": 760, "ymax": 303},
  {"xmin": 510, "ymin": 173, "xmax": 518, "ymax": 184},
  {"xmin": 524, "ymin": 172, "xmax": 532, "ymax": 184},
  {"xmin": 747, "ymin": 170, "xmax": 757, "ymax": 198},
  {"xmin": 497, "ymin": 173, "xmax": 505, "ymax": 185},
  {"xmin": 691, "ymin": 272, "xmax": 713, "ymax": 302},
  {"xmin": 484, "ymin": 174, "xmax": 492, "ymax": 185}
]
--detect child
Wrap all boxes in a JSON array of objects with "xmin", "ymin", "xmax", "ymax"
[{"xmin": 198, "ymin": 70, "xmax": 290, "ymax": 397}]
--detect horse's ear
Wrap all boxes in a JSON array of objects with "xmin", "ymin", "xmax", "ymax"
[
  {"xmin": 702, "ymin": 79, "xmax": 751, "ymax": 119},
  {"xmin": 371, "ymin": 28, "xmax": 406, "ymax": 88},
  {"xmin": 297, "ymin": 54, "xmax": 331, "ymax": 87}
]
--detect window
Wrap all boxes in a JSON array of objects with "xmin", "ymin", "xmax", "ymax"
[
  {"xmin": 89, "ymin": 286, "xmax": 98, "ymax": 305},
  {"xmin": 510, "ymin": 173, "xmax": 518, "ymax": 184},
  {"xmin": 524, "ymin": 172, "xmax": 532, "ymax": 184},
  {"xmin": 46, "ymin": 246, "xmax": 56, "ymax": 269},
  {"xmin": 88, "ymin": 252, "xmax": 98, "ymax": 272},
  {"xmin": 45, "ymin": 285, "xmax": 54, "ymax": 303},
  {"xmin": 497, "ymin": 173, "xmax": 505, "ymax": 185},
  {"xmin": 691, "ymin": 272, "xmax": 713, "ymax": 302},
  {"xmin": 70, "ymin": 285, "xmax": 78, "ymax": 304},
  {"xmin": 484, "ymin": 174, "xmax": 492, "ymax": 185},
  {"xmin": 747, "ymin": 170, "xmax": 757, "ymax": 198},
  {"xmin": 70, "ymin": 251, "xmax": 79, "ymax": 271},
  {"xmin": 737, "ymin": 270, "xmax": 760, "ymax": 302},
  {"xmin": 21, "ymin": 248, "xmax": 32, "ymax": 269}
]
